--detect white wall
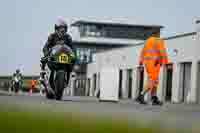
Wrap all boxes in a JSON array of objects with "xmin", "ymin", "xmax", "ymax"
[
  {"xmin": 87, "ymin": 32, "xmax": 200, "ymax": 103},
  {"xmin": 87, "ymin": 34, "xmax": 197, "ymax": 76}
]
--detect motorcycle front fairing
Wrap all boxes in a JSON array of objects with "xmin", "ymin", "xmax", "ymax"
[
  {"xmin": 12, "ymin": 75, "xmax": 21, "ymax": 83},
  {"xmin": 14, "ymin": 77, "xmax": 19, "ymax": 83},
  {"xmin": 47, "ymin": 44, "xmax": 74, "ymax": 71}
]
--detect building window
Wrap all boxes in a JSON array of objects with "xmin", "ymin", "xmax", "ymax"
[
  {"xmin": 83, "ymin": 25, "xmax": 102, "ymax": 37},
  {"xmin": 76, "ymin": 48, "xmax": 94, "ymax": 64},
  {"xmin": 92, "ymin": 54, "xmax": 96, "ymax": 62}
]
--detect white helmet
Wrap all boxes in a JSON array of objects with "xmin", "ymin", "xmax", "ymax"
[{"xmin": 55, "ymin": 16, "xmax": 68, "ymax": 31}]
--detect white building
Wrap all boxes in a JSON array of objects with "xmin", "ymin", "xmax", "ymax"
[
  {"xmin": 86, "ymin": 20, "xmax": 200, "ymax": 104},
  {"xmin": 70, "ymin": 19, "xmax": 163, "ymax": 96}
]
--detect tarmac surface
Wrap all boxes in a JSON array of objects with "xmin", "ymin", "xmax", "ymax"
[{"xmin": 0, "ymin": 90, "xmax": 200, "ymax": 131}]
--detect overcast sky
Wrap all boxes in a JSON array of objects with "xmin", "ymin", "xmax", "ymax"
[{"xmin": 0, "ymin": 0, "xmax": 199, "ymax": 75}]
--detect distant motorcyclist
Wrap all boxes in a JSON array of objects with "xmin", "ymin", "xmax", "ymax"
[
  {"xmin": 12, "ymin": 69, "xmax": 23, "ymax": 82},
  {"xmin": 40, "ymin": 17, "xmax": 76, "ymax": 88},
  {"xmin": 11, "ymin": 69, "xmax": 23, "ymax": 92}
]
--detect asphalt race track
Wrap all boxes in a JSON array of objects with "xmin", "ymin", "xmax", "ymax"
[{"xmin": 0, "ymin": 91, "xmax": 200, "ymax": 132}]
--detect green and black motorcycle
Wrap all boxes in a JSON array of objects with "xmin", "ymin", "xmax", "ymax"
[{"xmin": 41, "ymin": 44, "xmax": 76, "ymax": 100}]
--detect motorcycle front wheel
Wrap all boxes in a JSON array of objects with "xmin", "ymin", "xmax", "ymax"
[
  {"xmin": 46, "ymin": 90, "xmax": 55, "ymax": 99},
  {"xmin": 54, "ymin": 71, "xmax": 66, "ymax": 100},
  {"xmin": 14, "ymin": 83, "xmax": 19, "ymax": 93}
]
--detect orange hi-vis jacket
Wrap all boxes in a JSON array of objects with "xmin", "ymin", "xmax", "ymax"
[
  {"xmin": 139, "ymin": 37, "xmax": 168, "ymax": 65},
  {"xmin": 139, "ymin": 37, "xmax": 169, "ymax": 93}
]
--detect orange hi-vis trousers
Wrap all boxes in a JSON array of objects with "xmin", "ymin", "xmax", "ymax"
[{"xmin": 143, "ymin": 60, "xmax": 160, "ymax": 95}]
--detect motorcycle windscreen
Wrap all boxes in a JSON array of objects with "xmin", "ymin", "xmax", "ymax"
[
  {"xmin": 99, "ymin": 67, "xmax": 119, "ymax": 102},
  {"xmin": 51, "ymin": 45, "xmax": 73, "ymax": 55}
]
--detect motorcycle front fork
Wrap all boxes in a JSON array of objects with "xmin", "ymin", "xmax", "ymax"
[{"xmin": 41, "ymin": 71, "xmax": 70, "ymax": 94}]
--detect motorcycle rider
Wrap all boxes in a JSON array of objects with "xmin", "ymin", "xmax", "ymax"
[{"xmin": 40, "ymin": 17, "xmax": 76, "ymax": 90}]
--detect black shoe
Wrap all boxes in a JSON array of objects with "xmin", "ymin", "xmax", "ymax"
[
  {"xmin": 136, "ymin": 94, "xmax": 147, "ymax": 104},
  {"xmin": 152, "ymin": 96, "xmax": 163, "ymax": 106}
]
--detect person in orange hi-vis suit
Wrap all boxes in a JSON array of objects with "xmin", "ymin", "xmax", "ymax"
[
  {"xmin": 136, "ymin": 32, "xmax": 169, "ymax": 105},
  {"xmin": 30, "ymin": 79, "xmax": 37, "ymax": 94}
]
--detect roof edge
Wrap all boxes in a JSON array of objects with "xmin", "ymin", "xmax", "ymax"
[{"xmin": 71, "ymin": 20, "xmax": 164, "ymax": 29}]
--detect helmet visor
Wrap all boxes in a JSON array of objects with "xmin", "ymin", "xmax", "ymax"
[{"xmin": 57, "ymin": 27, "xmax": 66, "ymax": 37}]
